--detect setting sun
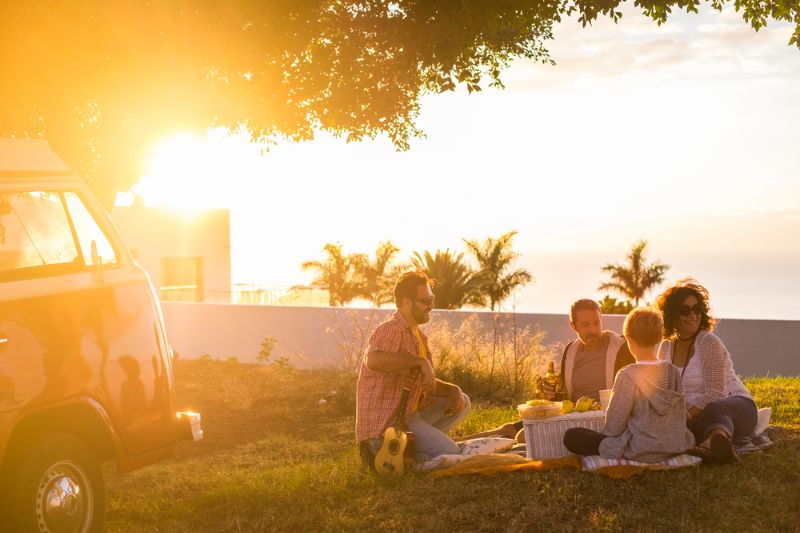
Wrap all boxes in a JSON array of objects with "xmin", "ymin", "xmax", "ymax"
[{"xmin": 122, "ymin": 130, "xmax": 268, "ymax": 209}]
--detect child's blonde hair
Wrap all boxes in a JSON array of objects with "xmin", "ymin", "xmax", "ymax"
[{"xmin": 624, "ymin": 307, "xmax": 663, "ymax": 347}]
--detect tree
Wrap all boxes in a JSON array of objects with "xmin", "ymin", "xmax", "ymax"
[
  {"xmin": 2, "ymin": 1, "xmax": 797, "ymax": 204},
  {"xmin": 411, "ymin": 249, "xmax": 485, "ymax": 310},
  {"xmin": 360, "ymin": 240, "xmax": 402, "ymax": 307},
  {"xmin": 598, "ymin": 295, "xmax": 634, "ymax": 315},
  {"xmin": 598, "ymin": 239, "xmax": 669, "ymax": 306},
  {"xmin": 463, "ymin": 231, "xmax": 533, "ymax": 311},
  {"xmin": 301, "ymin": 243, "xmax": 366, "ymax": 306}
]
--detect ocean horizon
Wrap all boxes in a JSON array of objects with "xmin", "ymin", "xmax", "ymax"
[{"xmin": 512, "ymin": 249, "xmax": 800, "ymax": 321}]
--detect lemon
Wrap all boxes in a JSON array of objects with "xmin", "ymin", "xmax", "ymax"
[{"xmin": 575, "ymin": 396, "xmax": 593, "ymax": 412}]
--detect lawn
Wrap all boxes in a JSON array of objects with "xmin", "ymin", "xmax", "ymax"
[{"xmin": 105, "ymin": 360, "xmax": 800, "ymax": 532}]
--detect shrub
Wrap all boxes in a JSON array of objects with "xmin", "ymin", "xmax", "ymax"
[{"xmin": 257, "ymin": 336, "xmax": 278, "ymax": 364}]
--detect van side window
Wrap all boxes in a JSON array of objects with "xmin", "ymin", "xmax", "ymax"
[
  {"xmin": 0, "ymin": 191, "xmax": 79, "ymax": 276},
  {"xmin": 64, "ymin": 192, "xmax": 118, "ymax": 267}
]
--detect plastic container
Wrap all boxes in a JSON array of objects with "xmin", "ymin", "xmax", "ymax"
[{"xmin": 517, "ymin": 402, "xmax": 562, "ymax": 419}]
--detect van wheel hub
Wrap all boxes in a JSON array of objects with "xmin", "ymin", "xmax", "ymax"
[{"xmin": 36, "ymin": 460, "xmax": 93, "ymax": 533}]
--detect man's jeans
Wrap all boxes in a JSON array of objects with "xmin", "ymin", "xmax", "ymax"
[
  {"xmin": 407, "ymin": 393, "xmax": 471, "ymax": 460},
  {"xmin": 367, "ymin": 393, "xmax": 471, "ymax": 462}
]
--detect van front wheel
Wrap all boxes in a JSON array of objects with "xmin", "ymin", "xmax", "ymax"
[{"xmin": 15, "ymin": 434, "xmax": 105, "ymax": 533}]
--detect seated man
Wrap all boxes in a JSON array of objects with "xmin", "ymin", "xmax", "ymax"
[
  {"xmin": 468, "ymin": 298, "xmax": 634, "ymax": 441},
  {"xmin": 548, "ymin": 298, "xmax": 635, "ymax": 402},
  {"xmin": 356, "ymin": 271, "xmax": 471, "ymax": 463}
]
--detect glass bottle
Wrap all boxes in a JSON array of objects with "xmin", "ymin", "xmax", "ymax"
[{"xmin": 546, "ymin": 361, "xmax": 557, "ymax": 386}]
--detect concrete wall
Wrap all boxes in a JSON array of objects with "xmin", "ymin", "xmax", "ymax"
[{"xmin": 161, "ymin": 303, "xmax": 800, "ymax": 377}]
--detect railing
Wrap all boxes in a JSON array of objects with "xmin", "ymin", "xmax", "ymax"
[{"xmin": 165, "ymin": 284, "xmax": 332, "ymax": 306}]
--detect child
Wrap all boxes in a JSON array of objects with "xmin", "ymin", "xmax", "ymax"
[{"xmin": 563, "ymin": 307, "xmax": 695, "ymax": 462}]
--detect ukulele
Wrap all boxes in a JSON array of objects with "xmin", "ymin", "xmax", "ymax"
[{"xmin": 375, "ymin": 385, "xmax": 412, "ymax": 476}]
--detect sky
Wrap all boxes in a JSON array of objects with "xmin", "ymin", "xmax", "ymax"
[{"xmin": 124, "ymin": 4, "xmax": 800, "ymax": 320}]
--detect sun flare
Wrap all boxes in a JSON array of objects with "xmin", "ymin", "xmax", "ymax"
[{"xmin": 120, "ymin": 130, "xmax": 268, "ymax": 209}]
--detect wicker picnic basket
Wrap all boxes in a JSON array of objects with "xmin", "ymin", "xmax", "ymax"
[{"xmin": 523, "ymin": 410, "xmax": 605, "ymax": 459}]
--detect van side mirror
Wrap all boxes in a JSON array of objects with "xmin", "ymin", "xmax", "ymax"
[
  {"xmin": 91, "ymin": 240, "xmax": 101, "ymax": 266},
  {"xmin": 90, "ymin": 240, "xmax": 104, "ymax": 282}
]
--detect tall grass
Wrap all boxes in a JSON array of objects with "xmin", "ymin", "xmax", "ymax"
[
  {"xmin": 329, "ymin": 310, "xmax": 559, "ymax": 405},
  {"xmin": 426, "ymin": 314, "xmax": 557, "ymax": 404}
]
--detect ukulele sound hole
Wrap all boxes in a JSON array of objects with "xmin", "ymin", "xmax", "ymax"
[{"xmin": 389, "ymin": 440, "xmax": 401, "ymax": 455}]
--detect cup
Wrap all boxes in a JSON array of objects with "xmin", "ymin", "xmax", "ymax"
[{"xmin": 599, "ymin": 389, "xmax": 613, "ymax": 410}]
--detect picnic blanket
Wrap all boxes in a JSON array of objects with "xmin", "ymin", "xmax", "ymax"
[
  {"xmin": 733, "ymin": 430, "xmax": 774, "ymax": 454},
  {"xmin": 428, "ymin": 453, "xmax": 581, "ymax": 478},
  {"xmin": 424, "ymin": 428, "xmax": 774, "ymax": 480},
  {"xmin": 425, "ymin": 451, "xmax": 698, "ymax": 480}
]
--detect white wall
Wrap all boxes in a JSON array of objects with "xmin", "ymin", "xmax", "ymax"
[
  {"xmin": 161, "ymin": 303, "xmax": 800, "ymax": 377},
  {"xmin": 111, "ymin": 203, "xmax": 231, "ymax": 301}
]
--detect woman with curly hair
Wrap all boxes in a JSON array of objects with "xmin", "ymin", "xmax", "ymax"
[{"xmin": 655, "ymin": 279, "xmax": 757, "ymax": 463}]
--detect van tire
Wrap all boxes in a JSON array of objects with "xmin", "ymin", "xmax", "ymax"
[{"xmin": 12, "ymin": 433, "xmax": 105, "ymax": 533}]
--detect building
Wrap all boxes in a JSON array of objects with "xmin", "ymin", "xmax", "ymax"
[{"xmin": 111, "ymin": 199, "xmax": 231, "ymax": 302}]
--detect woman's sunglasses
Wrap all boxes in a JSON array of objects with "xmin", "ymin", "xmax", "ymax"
[{"xmin": 678, "ymin": 303, "xmax": 703, "ymax": 317}]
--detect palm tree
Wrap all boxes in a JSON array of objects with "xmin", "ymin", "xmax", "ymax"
[
  {"xmin": 360, "ymin": 240, "xmax": 402, "ymax": 307},
  {"xmin": 463, "ymin": 230, "xmax": 532, "ymax": 395},
  {"xmin": 301, "ymin": 243, "xmax": 366, "ymax": 306},
  {"xmin": 598, "ymin": 239, "xmax": 670, "ymax": 306},
  {"xmin": 411, "ymin": 249, "xmax": 485, "ymax": 309},
  {"xmin": 463, "ymin": 230, "xmax": 533, "ymax": 311},
  {"xmin": 598, "ymin": 295, "xmax": 634, "ymax": 315}
]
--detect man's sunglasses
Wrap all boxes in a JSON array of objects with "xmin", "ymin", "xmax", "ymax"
[
  {"xmin": 414, "ymin": 296, "xmax": 435, "ymax": 306},
  {"xmin": 678, "ymin": 303, "xmax": 703, "ymax": 317}
]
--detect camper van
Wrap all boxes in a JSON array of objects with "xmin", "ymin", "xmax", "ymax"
[{"xmin": 0, "ymin": 138, "xmax": 201, "ymax": 532}]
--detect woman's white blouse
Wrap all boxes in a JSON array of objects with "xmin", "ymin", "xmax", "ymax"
[{"xmin": 658, "ymin": 331, "xmax": 751, "ymax": 409}]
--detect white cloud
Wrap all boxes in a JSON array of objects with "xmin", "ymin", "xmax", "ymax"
[{"xmin": 506, "ymin": 3, "xmax": 800, "ymax": 88}]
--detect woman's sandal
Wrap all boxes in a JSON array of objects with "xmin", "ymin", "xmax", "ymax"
[{"xmin": 709, "ymin": 432, "xmax": 740, "ymax": 464}]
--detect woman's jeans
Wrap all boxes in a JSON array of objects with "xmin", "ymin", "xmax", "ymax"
[{"xmin": 689, "ymin": 395, "xmax": 757, "ymax": 443}]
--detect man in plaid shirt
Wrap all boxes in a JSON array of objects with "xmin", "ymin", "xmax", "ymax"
[{"xmin": 357, "ymin": 271, "xmax": 471, "ymax": 461}]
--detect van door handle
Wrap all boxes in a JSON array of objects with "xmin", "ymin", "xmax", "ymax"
[{"xmin": 0, "ymin": 337, "xmax": 7, "ymax": 345}]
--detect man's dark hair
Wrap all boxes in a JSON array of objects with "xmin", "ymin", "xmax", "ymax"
[
  {"xmin": 569, "ymin": 299, "xmax": 601, "ymax": 324},
  {"xmin": 394, "ymin": 271, "xmax": 432, "ymax": 307}
]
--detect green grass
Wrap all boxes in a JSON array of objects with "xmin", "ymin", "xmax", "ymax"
[{"xmin": 105, "ymin": 361, "xmax": 800, "ymax": 532}]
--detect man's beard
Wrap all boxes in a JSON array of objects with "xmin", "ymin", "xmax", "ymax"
[
  {"xmin": 411, "ymin": 307, "xmax": 430, "ymax": 324},
  {"xmin": 582, "ymin": 335, "xmax": 600, "ymax": 347}
]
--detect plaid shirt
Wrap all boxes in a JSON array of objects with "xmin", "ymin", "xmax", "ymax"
[{"xmin": 355, "ymin": 311, "xmax": 433, "ymax": 442}]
